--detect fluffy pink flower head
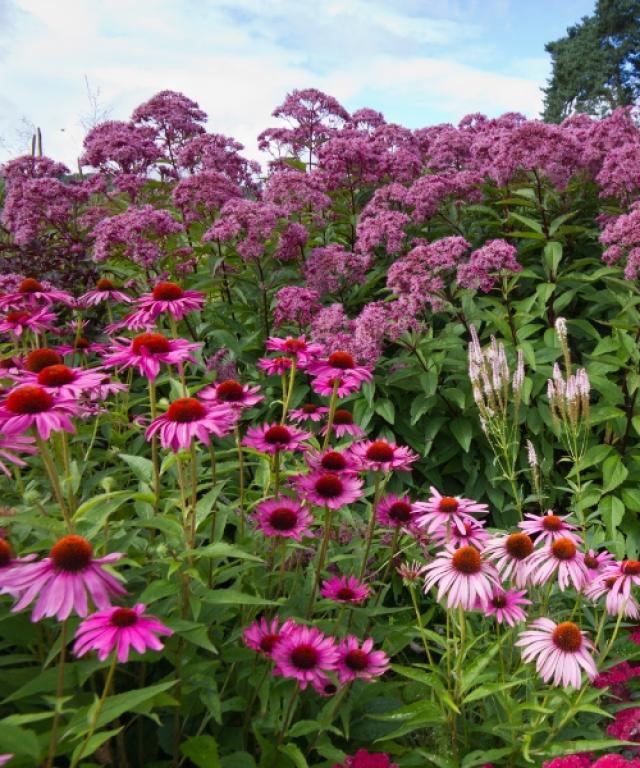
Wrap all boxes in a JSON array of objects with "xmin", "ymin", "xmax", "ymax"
[
  {"xmin": 128, "ymin": 282, "xmax": 205, "ymax": 326},
  {"xmin": 423, "ymin": 544, "xmax": 500, "ymax": 610},
  {"xmin": 198, "ymin": 379, "xmax": 263, "ymax": 410},
  {"xmin": 336, "ymin": 635, "xmax": 389, "ymax": 684},
  {"xmin": 0, "ymin": 535, "xmax": 126, "ymax": 621},
  {"xmin": 296, "ymin": 470, "xmax": 363, "ymax": 510},
  {"xmin": 243, "ymin": 616, "xmax": 297, "ymax": 657},
  {"xmin": 484, "ymin": 531, "xmax": 535, "ymax": 588},
  {"xmin": 519, "ymin": 510, "xmax": 581, "ymax": 544},
  {"xmin": 606, "ymin": 707, "xmax": 640, "ymax": 746},
  {"xmin": 243, "ymin": 423, "xmax": 311, "ymax": 455},
  {"xmin": 18, "ymin": 363, "xmax": 106, "ymax": 398},
  {"xmin": 305, "ymin": 448, "xmax": 358, "ymax": 475},
  {"xmin": 349, "ymin": 438, "xmax": 418, "ymax": 472},
  {"xmin": 322, "ymin": 408, "xmax": 364, "ymax": 438},
  {"xmin": 484, "ymin": 587, "xmax": 531, "ymax": 627},
  {"xmin": 527, "ymin": 537, "xmax": 588, "ymax": 591},
  {"xmin": 254, "ymin": 498, "xmax": 313, "ymax": 541},
  {"xmin": 271, "ymin": 623, "xmax": 339, "ymax": 690},
  {"xmin": 73, "ymin": 603, "xmax": 173, "ymax": 662},
  {"xmin": 333, "ymin": 749, "xmax": 399, "ymax": 768},
  {"xmin": 102, "ymin": 332, "xmax": 200, "ymax": 381},
  {"xmin": 145, "ymin": 397, "xmax": 236, "ymax": 452},
  {"xmin": 415, "ymin": 487, "xmax": 488, "ymax": 536},
  {"xmin": 320, "ymin": 575, "xmax": 370, "ymax": 604},
  {"xmin": 289, "ymin": 403, "xmax": 328, "ymax": 423},
  {"xmin": 79, "ymin": 278, "xmax": 132, "ymax": 307},
  {"xmin": 376, "ymin": 493, "xmax": 419, "ymax": 530},
  {"xmin": 0, "ymin": 385, "xmax": 79, "ymax": 439},
  {"xmin": 516, "ymin": 618, "xmax": 597, "ymax": 689}
]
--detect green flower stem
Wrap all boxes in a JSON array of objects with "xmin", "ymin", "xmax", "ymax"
[
  {"xmin": 235, "ymin": 425, "xmax": 245, "ymax": 537},
  {"xmin": 60, "ymin": 431, "xmax": 76, "ymax": 514},
  {"xmin": 359, "ymin": 471, "xmax": 385, "ymax": 580},
  {"xmin": 149, "ymin": 379, "xmax": 161, "ymax": 513},
  {"xmin": 35, "ymin": 435, "xmax": 73, "ymax": 533},
  {"xmin": 321, "ymin": 380, "xmax": 340, "ymax": 450},
  {"xmin": 307, "ymin": 505, "xmax": 334, "ymax": 617},
  {"xmin": 45, "ymin": 620, "xmax": 68, "ymax": 768},
  {"xmin": 409, "ymin": 585, "xmax": 433, "ymax": 665},
  {"xmin": 280, "ymin": 358, "xmax": 297, "ymax": 424}
]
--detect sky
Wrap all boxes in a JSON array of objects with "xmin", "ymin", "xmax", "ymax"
[{"xmin": 0, "ymin": 0, "xmax": 596, "ymax": 167}]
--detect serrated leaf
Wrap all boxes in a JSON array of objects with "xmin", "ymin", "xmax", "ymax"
[{"xmin": 181, "ymin": 735, "xmax": 221, "ymax": 768}]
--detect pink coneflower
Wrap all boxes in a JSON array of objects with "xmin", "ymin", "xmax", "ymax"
[
  {"xmin": 296, "ymin": 471, "xmax": 364, "ymax": 509},
  {"xmin": 243, "ymin": 423, "xmax": 311, "ymax": 455},
  {"xmin": 102, "ymin": 332, "xmax": 200, "ymax": 381},
  {"xmin": 79, "ymin": 278, "xmax": 132, "ymax": 307},
  {"xmin": 312, "ymin": 676, "xmax": 340, "ymax": 697},
  {"xmin": 527, "ymin": 537, "xmax": 588, "ymax": 591},
  {"xmin": 271, "ymin": 624, "xmax": 339, "ymax": 690},
  {"xmin": 266, "ymin": 335, "xmax": 323, "ymax": 368},
  {"xmin": 312, "ymin": 374, "xmax": 365, "ymax": 398},
  {"xmin": 0, "ymin": 385, "xmax": 79, "ymax": 439},
  {"xmin": 199, "ymin": 379, "xmax": 263, "ymax": 410},
  {"xmin": 516, "ymin": 618, "xmax": 597, "ymax": 688},
  {"xmin": 336, "ymin": 636, "xmax": 389, "ymax": 684},
  {"xmin": 0, "ymin": 755, "xmax": 12, "ymax": 766},
  {"xmin": 584, "ymin": 574, "xmax": 640, "ymax": 618},
  {"xmin": 0, "ymin": 433, "xmax": 36, "ymax": 476},
  {"xmin": 73, "ymin": 603, "xmax": 172, "ymax": 662},
  {"xmin": 415, "ymin": 488, "xmax": 488, "ymax": 535},
  {"xmin": 519, "ymin": 510, "xmax": 581, "ymax": 544},
  {"xmin": 17, "ymin": 364, "xmax": 106, "ymax": 398},
  {"xmin": 349, "ymin": 439, "xmax": 418, "ymax": 472},
  {"xmin": 0, "ymin": 535, "xmax": 126, "ymax": 621},
  {"xmin": 322, "ymin": 409, "xmax": 364, "ymax": 438},
  {"xmin": 258, "ymin": 356, "xmax": 292, "ymax": 376},
  {"xmin": 23, "ymin": 348, "xmax": 63, "ymax": 373},
  {"xmin": 289, "ymin": 403, "xmax": 328, "ymax": 423},
  {"xmin": 255, "ymin": 498, "xmax": 314, "ymax": 540},
  {"xmin": 0, "ymin": 539, "xmax": 37, "ymax": 595},
  {"xmin": 133, "ymin": 281, "xmax": 205, "ymax": 324},
  {"xmin": 145, "ymin": 397, "xmax": 236, "ymax": 452},
  {"xmin": 0, "ymin": 277, "xmax": 73, "ymax": 308},
  {"xmin": 243, "ymin": 616, "xmax": 297, "ymax": 657},
  {"xmin": 423, "ymin": 545, "xmax": 500, "ymax": 610},
  {"xmin": 583, "ymin": 548, "xmax": 616, "ymax": 582},
  {"xmin": 597, "ymin": 560, "xmax": 640, "ymax": 615},
  {"xmin": 396, "ymin": 560, "xmax": 428, "ymax": 585},
  {"xmin": 0, "ymin": 307, "xmax": 57, "ymax": 337},
  {"xmin": 320, "ymin": 575, "xmax": 370, "ymax": 604},
  {"xmin": 56, "ymin": 337, "xmax": 107, "ymax": 357},
  {"xmin": 376, "ymin": 493, "xmax": 419, "ymax": 530},
  {"xmin": 484, "ymin": 588, "xmax": 531, "ymax": 626},
  {"xmin": 309, "ymin": 351, "xmax": 373, "ymax": 388},
  {"xmin": 484, "ymin": 531, "xmax": 535, "ymax": 588},
  {"xmin": 305, "ymin": 448, "xmax": 358, "ymax": 475},
  {"xmin": 432, "ymin": 517, "xmax": 490, "ymax": 549}
]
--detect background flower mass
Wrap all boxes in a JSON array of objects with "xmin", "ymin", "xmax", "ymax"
[{"xmin": 1, "ymin": 10, "xmax": 640, "ymax": 762}]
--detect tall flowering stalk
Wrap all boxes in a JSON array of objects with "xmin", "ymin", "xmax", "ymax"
[{"xmin": 468, "ymin": 326, "xmax": 525, "ymax": 519}]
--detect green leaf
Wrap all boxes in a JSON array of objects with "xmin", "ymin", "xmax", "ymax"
[
  {"xmin": 508, "ymin": 212, "xmax": 543, "ymax": 233},
  {"xmin": 278, "ymin": 743, "xmax": 309, "ymax": 768},
  {"xmin": 601, "ymin": 454, "xmax": 628, "ymax": 492},
  {"xmin": 599, "ymin": 495, "xmax": 625, "ymax": 541},
  {"xmin": 541, "ymin": 739, "xmax": 638, "ymax": 758},
  {"xmin": 374, "ymin": 398, "xmax": 395, "ymax": 424},
  {"xmin": 462, "ymin": 748, "xmax": 515, "ymax": 767},
  {"xmin": 181, "ymin": 735, "xmax": 221, "ymax": 768},
  {"xmin": 73, "ymin": 491, "xmax": 133, "ymax": 523},
  {"xmin": 450, "ymin": 417, "xmax": 472, "ymax": 452},
  {"xmin": 70, "ymin": 727, "xmax": 123, "ymax": 765},
  {"xmin": 191, "ymin": 543, "xmax": 263, "ymax": 563},
  {"xmin": 543, "ymin": 241, "xmax": 563, "ymax": 274},
  {"xmin": 120, "ymin": 453, "xmax": 153, "ymax": 484},
  {"xmin": 94, "ymin": 680, "xmax": 176, "ymax": 730},
  {"xmin": 201, "ymin": 589, "xmax": 278, "ymax": 606},
  {"xmin": 0, "ymin": 723, "xmax": 41, "ymax": 759}
]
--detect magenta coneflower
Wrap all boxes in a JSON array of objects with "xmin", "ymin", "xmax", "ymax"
[
  {"xmin": 336, "ymin": 636, "xmax": 389, "ymax": 684},
  {"xmin": 484, "ymin": 531, "xmax": 535, "ymax": 588},
  {"xmin": 296, "ymin": 471, "xmax": 363, "ymax": 510},
  {"xmin": 199, "ymin": 379, "xmax": 263, "ymax": 410},
  {"xmin": 583, "ymin": 548, "xmax": 616, "ymax": 582},
  {"xmin": 321, "ymin": 409, "xmax": 364, "ymax": 438},
  {"xmin": 79, "ymin": 278, "xmax": 132, "ymax": 307},
  {"xmin": 516, "ymin": 618, "xmax": 597, "ymax": 688},
  {"xmin": 349, "ymin": 439, "xmax": 418, "ymax": 472},
  {"xmin": 484, "ymin": 588, "xmax": 531, "ymax": 627},
  {"xmin": 423, "ymin": 545, "xmax": 500, "ymax": 610},
  {"xmin": 258, "ymin": 356, "xmax": 292, "ymax": 376},
  {"xmin": 73, "ymin": 603, "xmax": 173, "ymax": 662},
  {"xmin": 312, "ymin": 374, "xmax": 364, "ymax": 398},
  {"xmin": 527, "ymin": 537, "xmax": 588, "ymax": 591},
  {"xmin": 0, "ymin": 539, "xmax": 37, "ymax": 595},
  {"xmin": 18, "ymin": 364, "xmax": 106, "ymax": 398},
  {"xmin": 415, "ymin": 488, "xmax": 488, "ymax": 535},
  {"xmin": 320, "ymin": 575, "xmax": 370, "ymax": 604},
  {"xmin": 584, "ymin": 574, "xmax": 640, "ymax": 618},
  {"xmin": 311, "ymin": 676, "xmax": 340, "ymax": 697},
  {"xmin": 0, "ymin": 307, "xmax": 57, "ymax": 337},
  {"xmin": 1, "ymin": 535, "xmax": 126, "ymax": 621},
  {"xmin": 289, "ymin": 403, "xmax": 328, "ymax": 423},
  {"xmin": 23, "ymin": 348, "xmax": 63, "ymax": 373},
  {"xmin": 305, "ymin": 448, "xmax": 358, "ymax": 475},
  {"xmin": 376, "ymin": 493, "xmax": 419, "ymax": 530},
  {"xmin": 0, "ymin": 278, "xmax": 73, "ymax": 308},
  {"xmin": 102, "ymin": 332, "xmax": 200, "ymax": 381},
  {"xmin": 243, "ymin": 616, "xmax": 297, "ymax": 657},
  {"xmin": 56, "ymin": 337, "xmax": 107, "ymax": 357},
  {"xmin": 243, "ymin": 423, "xmax": 311, "ymax": 455},
  {"xmin": 255, "ymin": 498, "xmax": 314, "ymax": 541},
  {"xmin": 519, "ymin": 510, "xmax": 581, "ymax": 544},
  {"xmin": 133, "ymin": 281, "xmax": 205, "ymax": 324},
  {"xmin": 0, "ymin": 385, "xmax": 79, "ymax": 439},
  {"xmin": 309, "ymin": 350, "xmax": 373, "ymax": 387},
  {"xmin": 598, "ymin": 560, "xmax": 640, "ymax": 615},
  {"xmin": 271, "ymin": 624, "xmax": 339, "ymax": 690},
  {"xmin": 0, "ymin": 433, "xmax": 36, "ymax": 476},
  {"xmin": 146, "ymin": 397, "xmax": 236, "ymax": 452},
  {"xmin": 0, "ymin": 755, "xmax": 12, "ymax": 766},
  {"xmin": 266, "ymin": 335, "xmax": 323, "ymax": 368},
  {"xmin": 432, "ymin": 518, "xmax": 490, "ymax": 549}
]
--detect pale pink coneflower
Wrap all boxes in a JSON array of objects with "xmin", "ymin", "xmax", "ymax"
[
  {"xmin": 0, "ymin": 307, "xmax": 57, "ymax": 338},
  {"xmin": 0, "ymin": 755, "xmax": 12, "ymax": 766},
  {"xmin": 271, "ymin": 624, "xmax": 339, "ymax": 690},
  {"xmin": 415, "ymin": 487, "xmax": 489, "ymax": 536},
  {"xmin": 305, "ymin": 448, "xmax": 359, "ymax": 475},
  {"xmin": 336, "ymin": 636, "xmax": 389, "ymax": 684},
  {"xmin": 483, "ymin": 588, "xmax": 531, "ymax": 627},
  {"xmin": 0, "ymin": 385, "xmax": 79, "ymax": 439},
  {"xmin": 254, "ymin": 498, "xmax": 314, "ymax": 541},
  {"xmin": 584, "ymin": 573, "xmax": 640, "ymax": 618},
  {"xmin": 349, "ymin": 439, "xmax": 418, "ymax": 472},
  {"xmin": 376, "ymin": 493, "xmax": 420, "ymax": 530},
  {"xmin": 243, "ymin": 616, "xmax": 297, "ymax": 657},
  {"xmin": 527, "ymin": 537, "xmax": 588, "ymax": 591},
  {"xmin": 0, "ymin": 535, "xmax": 126, "ymax": 621},
  {"xmin": 243, "ymin": 423, "xmax": 312, "ymax": 455},
  {"xmin": 79, "ymin": 278, "xmax": 132, "ymax": 307},
  {"xmin": 102, "ymin": 332, "xmax": 200, "ymax": 381},
  {"xmin": 296, "ymin": 470, "xmax": 363, "ymax": 510},
  {"xmin": 597, "ymin": 560, "xmax": 640, "ymax": 615},
  {"xmin": 289, "ymin": 403, "xmax": 328, "ymax": 423},
  {"xmin": 17, "ymin": 363, "xmax": 107, "ymax": 398},
  {"xmin": 484, "ymin": 531, "xmax": 535, "ymax": 588},
  {"xmin": 432, "ymin": 517, "xmax": 490, "ymax": 549},
  {"xmin": 423, "ymin": 545, "xmax": 500, "ymax": 610},
  {"xmin": 73, "ymin": 603, "xmax": 173, "ymax": 662},
  {"xmin": 145, "ymin": 397, "xmax": 236, "ymax": 452},
  {"xmin": 583, "ymin": 548, "xmax": 616, "ymax": 582},
  {"xmin": 518, "ymin": 509, "xmax": 582, "ymax": 544},
  {"xmin": 0, "ymin": 433, "xmax": 37, "ymax": 476},
  {"xmin": 396, "ymin": 560, "xmax": 428, "ymax": 585},
  {"xmin": 198, "ymin": 379, "xmax": 263, "ymax": 410},
  {"xmin": 320, "ymin": 575, "xmax": 370, "ymax": 604},
  {"xmin": 516, "ymin": 618, "xmax": 597, "ymax": 689}
]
